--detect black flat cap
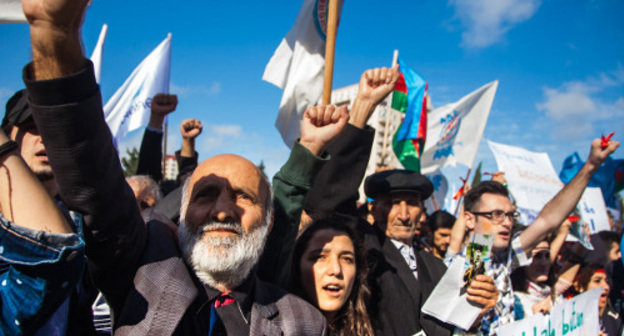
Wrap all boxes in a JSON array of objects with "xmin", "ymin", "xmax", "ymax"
[
  {"xmin": 364, "ymin": 169, "xmax": 433, "ymax": 200},
  {"xmin": 2, "ymin": 89, "xmax": 32, "ymax": 134}
]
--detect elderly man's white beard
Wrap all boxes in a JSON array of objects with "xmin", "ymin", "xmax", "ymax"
[{"xmin": 178, "ymin": 220, "xmax": 269, "ymax": 290}]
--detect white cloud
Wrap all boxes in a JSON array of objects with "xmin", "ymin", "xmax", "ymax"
[
  {"xmin": 536, "ymin": 67, "xmax": 624, "ymax": 139},
  {"xmin": 170, "ymin": 81, "xmax": 222, "ymax": 97},
  {"xmin": 210, "ymin": 124, "xmax": 241, "ymax": 137},
  {"xmin": 449, "ymin": 0, "xmax": 541, "ymax": 48}
]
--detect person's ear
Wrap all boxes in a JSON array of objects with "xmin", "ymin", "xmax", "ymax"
[{"xmin": 464, "ymin": 211, "xmax": 475, "ymax": 231}]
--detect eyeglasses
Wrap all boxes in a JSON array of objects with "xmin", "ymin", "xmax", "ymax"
[{"xmin": 469, "ymin": 210, "xmax": 520, "ymax": 223}]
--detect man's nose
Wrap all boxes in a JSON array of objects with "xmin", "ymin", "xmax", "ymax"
[
  {"xmin": 211, "ymin": 193, "xmax": 237, "ymax": 223},
  {"xmin": 397, "ymin": 202, "xmax": 410, "ymax": 222}
]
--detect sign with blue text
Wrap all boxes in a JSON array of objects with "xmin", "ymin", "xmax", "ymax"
[{"xmin": 498, "ymin": 288, "xmax": 601, "ymax": 336}]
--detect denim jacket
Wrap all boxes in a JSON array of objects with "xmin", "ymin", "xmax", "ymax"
[{"xmin": 0, "ymin": 210, "xmax": 85, "ymax": 335}]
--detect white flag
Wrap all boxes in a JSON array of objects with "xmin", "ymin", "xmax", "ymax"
[
  {"xmin": 0, "ymin": 0, "xmax": 26, "ymax": 23},
  {"xmin": 90, "ymin": 24, "xmax": 108, "ymax": 85},
  {"xmin": 263, "ymin": 0, "xmax": 343, "ymax": 147},
  {"xmin": 421, "ymin": 81, "xmax": 498, "ymax": 174},
  {"xmin": 104, "ymin": 34, "xmax": 171, "ymax": 145}
]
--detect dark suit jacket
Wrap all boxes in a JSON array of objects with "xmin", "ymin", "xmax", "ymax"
[
  {"xmin": 26, "ymin": 62, "xmax": 326, "ymax": 335},
  {"xmin": 303, "ymin": 124, "xmax": 453, "ymax": 336}
]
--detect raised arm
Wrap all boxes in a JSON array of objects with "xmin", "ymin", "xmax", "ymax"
[
  {"xmin": 519, "ymin": 138, "xmax": 619, "ymax": 254},
  {"xmin": 257, "ymin": 104, "xmax": 348, "ymax": 285},
  {"xmin": 136, "ymin": 93, "xmax": 178, "ymax": 182},
  {"xmin": 176, "ymin": 118, "xmax": 202, "ymax": 183},
  {"xmin": 22, "ymin": 0, "xmax": 147, "ymax": 309},
  {"xmin": 303, "ymin": 66, "xmax": 399, "ymax": 220}
]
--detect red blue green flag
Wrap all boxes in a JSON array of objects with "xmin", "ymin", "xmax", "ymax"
[{"xmin": 391, "ymin": 58, "xmax": 427, "ymax": 172}]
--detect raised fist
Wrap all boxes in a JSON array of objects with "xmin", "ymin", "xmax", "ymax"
[
  {"xmin": 587, "ymin": 137, "xmax": 619, "ymax": 170},
  {"xmin": 356, "ymin": 65, "xmax": 400, "ymax": 106},
  {"xmin": 151, "ymin": 94, "xmax": 178, "ymax": 117},
  {"xmin": 299, "ymin": 105, "xmax": 349, "ymax": 156},
  {"xmin": 180, "ymin": 119, "xmax": 203, "ymax": 140}
]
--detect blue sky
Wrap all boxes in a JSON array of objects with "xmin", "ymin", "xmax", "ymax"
[{"xmin": 1, "ymin": 0, "xmax": 623, "ymax": 182}]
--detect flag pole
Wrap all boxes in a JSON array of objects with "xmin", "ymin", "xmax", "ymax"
[
  {"xmin": 162, "ymin": 119, "xmax": 168, "ymax": 178},
  {"xmin": 454, "ymin": 168, "xmax": 471, "ymax": 216},
  {"xmin": 322, "ymin": 0, "xmax": 340, "ymax": 105},
  {"xmin": 380, "ymin": 49, "xmax": 399, "ymax": 167}
]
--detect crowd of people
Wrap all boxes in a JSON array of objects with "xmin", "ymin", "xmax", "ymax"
[{"xmin": 0, "ymin": 0, "xmax": 622, "ymax": 335}]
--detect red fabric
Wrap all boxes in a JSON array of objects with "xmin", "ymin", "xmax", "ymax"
[
  {"xmin": 394, "ymin": 73, "xmax": 407, "ymax": 94},
  {"xmin": 214, "ymin": 293, "xmax": 235, "ymax": 308}
]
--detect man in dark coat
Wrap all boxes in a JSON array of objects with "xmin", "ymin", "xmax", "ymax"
[{"xmin": 19, "ymin": 0, "xmax": 351, "ymax": 334}]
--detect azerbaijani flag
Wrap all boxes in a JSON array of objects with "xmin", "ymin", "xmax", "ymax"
[{"xmin": 392, "ymin": 58, "xmax": 427, "ymax": 172}]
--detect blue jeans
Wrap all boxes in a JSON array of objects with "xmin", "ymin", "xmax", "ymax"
[{"xmin": 0, "ymin": 215, "xmax": 85, "ymax": 335}]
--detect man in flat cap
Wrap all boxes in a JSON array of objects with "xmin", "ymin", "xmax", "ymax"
[{"xmin": 363, "ymin": 169, "xmax": 499, "ymax": 336}]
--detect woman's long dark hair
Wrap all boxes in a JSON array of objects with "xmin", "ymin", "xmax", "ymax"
[{"xmin": 291, "ymin": 219, "xmax": 374, "ymax": 336}]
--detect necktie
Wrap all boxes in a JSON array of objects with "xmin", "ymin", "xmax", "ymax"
[
  {"xmin": 214, "ymin": 293, "xmax": 235, "ymax": 308},
  {"xmin": 209, "ymin": 293, "xmax": 235, "ymax": 335}
]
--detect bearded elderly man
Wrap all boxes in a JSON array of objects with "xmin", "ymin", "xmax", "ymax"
[{"xmin": 19, "ymin": 0, "xmax": 347, "ymax": 334}]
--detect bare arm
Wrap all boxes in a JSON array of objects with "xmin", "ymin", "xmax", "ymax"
[
  {"xmin": 0, "ymin": 131, "xmax": 71, "ymax": 233},
  {"xmin": 549, "ymin": 219, "xmax": 571, "ymax": 263},
  {"xmin": 519, "ymin": 138, "xmax": 619, "ymax": 254}
]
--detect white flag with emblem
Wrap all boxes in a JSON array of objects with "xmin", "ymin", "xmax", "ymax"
[
  {"xmin": 0, "ymin": 0, "xmax": 26, "ymax": 23},
  {"xmin": 104, "ymin": 34, "xmax": 171, "ymax": 145},
  {"xmin": 263, "ymin": 0, "xmax": 343, "ymax": 147},
  {"xmin": 421, "ymin": 81, "xmax": 498, "ymax": 174}
]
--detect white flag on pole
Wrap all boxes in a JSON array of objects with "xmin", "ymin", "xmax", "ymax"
[
  {"xmin": 421, "ymin": 81, "xmax": 498, "ymax": 174},
  {"xmin": 0, "ymin": 0, "xmax": 26, "ymax": 24},
  {"xmin": 263, "ymin": 0, "xmax": 343, "ymax": 147},
  {"xmin": 104, "ymin": 34, "xmax": 172, "ymax": 145},
  {"xmin": 90, "ymin": 24, "xmax": 108, "ymax": 85}
]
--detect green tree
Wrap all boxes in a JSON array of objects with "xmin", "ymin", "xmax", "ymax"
[
  {"xmin": 121, "ymin": 147, "xmax": 139, "ymax": 177},
  {"xmin": 471, "ymin": 161, "xmax": 483, "ymax": 187},
  {"xmin": 257, "ymin": 160, "xmax": 267, "ymax": 179}
]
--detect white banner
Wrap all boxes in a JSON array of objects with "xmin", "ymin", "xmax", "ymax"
[
  {"xmin": 578, "ymin": 187, "xmax": 610, "ymax": 233},
  {"xmin": 104, "ymin": 34, "xmax": 171, "ymax": 145},
  {"xmin": 421, "ymin": 81, "xmax": 498, "ymax": 174},
  {"xmin": 498, "ymin": 288, "xmax": 601, "ymax": 336},
  {"xmin": 487, "ymin": 140, "xmax": 563, "ymax": 224},
  {"xmin": 263, "ymin": 0, "xmax": 343, "ymax": 147},
  {"xmin": 0, "ymin": 0, "xmax": 26, "ymax": 23},
  {"xmin": 90, "ymin": 24, "xmax": 108, "ymax": 85}
]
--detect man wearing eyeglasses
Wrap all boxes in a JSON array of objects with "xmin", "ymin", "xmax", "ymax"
[{"xmin": 460, "ymin": 138, "xmax": 620, "ymax": 335}]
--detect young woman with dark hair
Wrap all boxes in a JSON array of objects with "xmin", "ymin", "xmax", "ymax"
[
  {"xmin": 291, "ymin": 220, "xmax": 374, "ymax": 336},
  {"xmin": 573, "ymin": 264, "xmax": 623, "ymax": 336}
]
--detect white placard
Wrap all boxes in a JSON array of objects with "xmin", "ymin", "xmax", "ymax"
[
  {"xmin": 498, "ymin": 288, "xmax": 601, "ymax": 336},
  {"xmin": 487, "ymin": 140, "xmax": 563, "ymax": 224},
  {"xmin": 578, "ymin": 187, "xmax": 610, "ymax": 233}
]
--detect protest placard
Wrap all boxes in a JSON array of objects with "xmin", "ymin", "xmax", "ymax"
[
  {"xmin": 422, "ymin": 234, "xmax": 493, "ymax": 330},
  {"xmin": 578, "ymin": 187, "xmax": 610, "ymax": 233},
  {"xmin": 487, "ymin": 140, "xmax": 563, "ymax": 224},
  {"xmin": 498, "ymin": 288, "xmax": 601, "ymax": 336}
]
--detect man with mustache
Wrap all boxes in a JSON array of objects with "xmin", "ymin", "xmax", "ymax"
[{"xmin": 19, "ymin": 0, "xmax": 347, "ymax": 334}]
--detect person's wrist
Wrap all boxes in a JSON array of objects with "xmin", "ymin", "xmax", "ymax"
[
  {"xmin": 299, "ymin": 138, "xmax": 323, "ymax": 156},
  {"xmin": 29, "ymin": 25, "xmax": 85, "ymax": 80},
  {"xmin": 148, "ymin": 115, "xmax": 165, "ymax": 130},
  {"xmin": 349, "ymin": 97, "xmax": 375, "ymax": 129}
]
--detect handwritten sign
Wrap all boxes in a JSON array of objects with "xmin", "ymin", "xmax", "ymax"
[
  {"xmin": 578, "ymin": 187, "xmax": 610, "ymax": 233},
  {"xmin": 498, "ymin": 288, "xmax": 601, "ymax": 336},
  {"xmin": 487, "ymin": 140, "xmax": 563, "ymax": 225}
]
